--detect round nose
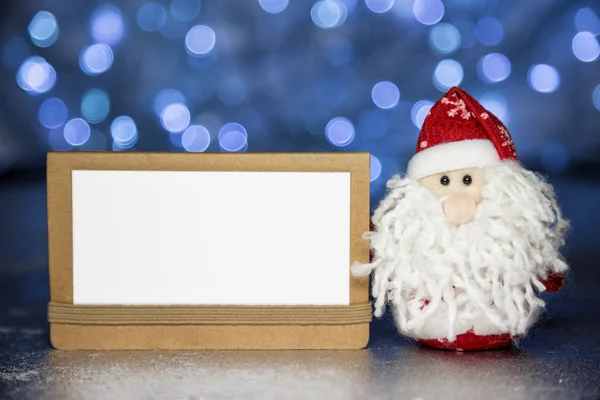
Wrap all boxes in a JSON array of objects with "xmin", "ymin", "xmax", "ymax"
[{"xmin": 443, "ymin": 192, "xmax": 478, "ymax": 225}]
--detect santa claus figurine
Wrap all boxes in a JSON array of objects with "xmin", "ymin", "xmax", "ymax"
[{"xmin": 352, "ymin": 87, "xmax": 569, "ymax": 351}]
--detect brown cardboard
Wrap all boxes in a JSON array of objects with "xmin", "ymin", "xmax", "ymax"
[{"xmin": 47, "ymin": 152, "xmax": 371, "ymax": 350}]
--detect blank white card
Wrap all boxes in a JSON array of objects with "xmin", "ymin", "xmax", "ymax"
[{"xmin": 71, "ymin": 170, "xmax": 351, "ymax": 306}]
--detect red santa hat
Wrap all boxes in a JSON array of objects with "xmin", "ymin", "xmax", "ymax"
[{"xmin": 407, "ymin": 87, "xmax": 519, "ymax": 181}]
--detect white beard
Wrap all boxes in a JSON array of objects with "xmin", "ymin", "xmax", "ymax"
[{"xmin": 352, "ymin": 161, "xmax": 569, "ymax": 341}]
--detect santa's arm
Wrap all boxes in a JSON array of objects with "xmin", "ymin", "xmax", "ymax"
[{"xmin": 539, "ymin": 270, "xmax": 565, "ymax": 292}]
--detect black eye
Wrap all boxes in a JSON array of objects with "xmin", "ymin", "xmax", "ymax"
[
  {"xmin": 440, "ymin": 175, "xmax": 450, "ymax": 186},
  {"xmin": 462, "ymin": 175, "xmax": 472, "ymax": 185}
]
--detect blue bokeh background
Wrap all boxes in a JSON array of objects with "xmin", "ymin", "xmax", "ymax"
[{"xmin": 0, "ymin": 0, "xmax": 599, "ymax": 257}]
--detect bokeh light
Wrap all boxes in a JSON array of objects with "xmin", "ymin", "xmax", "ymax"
[
  {"xmin": 370, "ymin": 154, "xmax": 382, "ymax": 182},
  {"xmin": 572, "ymin": 32, "xmax": 600, "ymax": 62},
  {"xmin": 325, "ymin": 117, "xmax": 355, "ymax": 147},
  {"xmin": 63, "ymin": 118, "xmax": 91, "ymax": 146},
  {"xmin": 433, "ymin": 59, "xmax": 463, "ymax": 91},
  {"xmin": 185, "ymin": 25, "xmax": 216, "ymax": 56},
  {"xmin": 311, "ymin": 0, "xmax": 348, "ymax": 29},
  {"xmin": 111, "ymin": 116, "xmax": 138, "ymax": 148},
  {"xmin": 160, "ymin": 103, "xmax": 191, "ymax": 133},
  {"xmin": 411, "ymin": 100, "xmax": 433, "ymax": 129},
  {"xmin": 259, "ymin": 0, "xmax": 290, "ymax": 14},
  {"xmin": 475, "ymin": 17, "xmax": 504, "ymax": 46},
  {"xmin": 528, "ymin": 64, "xmax": 560, "ymax": 93},
  {"xmin": 371, "ymin": 81, "xmax": 400, "ymax": 109},
  {"xmin": 154, "ymin": 89, "xmax": 185, "ymax": 115},
  {"xmin": 81, "ymin": 89, "xmax": 111, "ymax": 124},
  {"xmin": 90, "ymin": 5, "xmax": 125, "ymax": 46},
  {"xmin": 171, "ymin": 0, "xmax": 201, "ymax": 22},
  {"xmin": 413, "ymin": 0, "xmax": 444, "ymax": 26},
  {"xmin": 478, "ymin": 53, "xmax": 511, "ymax": 83},
  {"xmin": 575, "ymin": 7, "xmax": 600, "ymax": 35},
  {"xmin": 137, "ymin": 2, "xmax": 167, "ymax": 32},
  {"xmin": 479, "ymin": 91, "xmax": 508, "ymax": 122},
  {"xmin": 541, "ymin": 142, "xmax": 569, "ymax": 173},
  {"xmin": 79, "ymin": 43, "xmax": 114, "ymax": 76},
  {"xmin": 16, "ymin": 56, "xmax": 56, "ymax": 95},
  {"xmin": 593, "ymin": 84, "xmax": 600, "ymax": 111},
  {"xmin": 429, "ymin": 23, "xmax": 461, "ymax": 54},
  {"xmin": 218, "ymin": 123, "xmax": 248, "ymax": 152},
  {"xmin": 28, "ymin": 11, "xmax": 59, "ymax": 48},
  {"xmin": 38, "ymin": 98, "xmax": 68, "ymax": 129},
  {"xmin": 365, "ymin": 0, "xmax": 394, "ymax": 14},
  {"xmin": 182, "ymin": 125, "xmax": 211, "ymax": 152},
  {"xmin": 2, "ymin": 36, "xmax": 29, "ymax": 68}
]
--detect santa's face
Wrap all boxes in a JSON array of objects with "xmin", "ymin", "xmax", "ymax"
[
  {"xmin": 417, "ymin": 167, "xmax": 485, "ymax": 226},
  {"xmin": 352, "ymin": 161, "xmax": 569, "ymax": 342}
]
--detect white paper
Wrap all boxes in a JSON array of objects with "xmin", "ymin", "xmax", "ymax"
[{"xmin": 71, "ymin": 170, "xmax": 351, "ymax": 306}]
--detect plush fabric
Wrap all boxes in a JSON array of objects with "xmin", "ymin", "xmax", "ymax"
[
  {"xmin": 417, "ymin": 330, "xmax": 513, "ymax": 351},
  {"xmin": 353, "ymin": 161, "xmax": 569, "ymax": 343},
  {"xmin": 407, "ymin": 87, "xmax": 518, "ymax": 180},
  {"xmin": 407, "ymin": 139, "xmax": 501, "ymax": 181}
]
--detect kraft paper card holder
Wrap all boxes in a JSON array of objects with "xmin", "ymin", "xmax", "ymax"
[{"xmin": 47, "ymin": 151, "xmax": 371, "ymax": 350}]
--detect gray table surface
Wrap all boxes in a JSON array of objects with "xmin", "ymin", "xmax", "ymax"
[{"xmin": 1, "ymin": 177, "xmax": 599, "ymax": 400}]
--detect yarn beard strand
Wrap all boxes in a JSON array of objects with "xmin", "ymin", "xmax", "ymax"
[{"xmin": 352, "ymin": 161, "xmax": 569, "ymax": 342}]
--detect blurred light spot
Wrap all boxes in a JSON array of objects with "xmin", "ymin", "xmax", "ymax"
[
  {"xmin": 28, "ymin": 11, "xmax": 59, "ymax": 48},
  {"xmin": 79, "ymin": 43, "xmax": 114, "ymax": 76},
  {"xmin": 593, "ymin": 84, "xmax": 600, "ymax": 111},
  {"xmin": 171, "ymin": 0, "xmax": 201, "ymax": 22},
  {"xmin": 63, "ymin": 118, "xmax": 91, "ymax": 146},
  {"xmin": 259, "ymin": 0, "xmax": 289, "ymax": 14},
  {"xmin": 429, "ymin": 23, "xmax": 461, "ymax": 54},
  {"xmin": 433, "ymin": 59, "xmax": 463, "ymax": 91},
  {"xmin": 311, "ymin": 0, "xmax": 348, "ymax": 29},
  {"xmin": 185, "ymin": 25, "xmax": 216, "ymax": 56},
  {"xmin": 2, "ymin": 36, "xmax": 29, "ymax": 68},
  {"xmin": 325, "ymin": 117, "xmax": 355, "ymax": 147},
  {"xmin": 154, "ymin": 89, "xmax": 185, "ymax": 115},
  {"xmin": 357, "ymin": 108, "xmax": 389, "ymax": 139},
  {"xmin": 478, "ymin": 53, "xmax": 511, "ymax": 83},
  {"xmin": 479, "ymin": 91, "xmax": 508, "ymax": 121},
  {"xmin": 371, "ymin": 81, "xmax": 400, "ymax": 109},
  {"xmin": 182, "ymin": 125, "xmax": 211, "ymax": 152},
  {"xmin": 81, "ymin": 89, "xmax": 110, "ymax": 124},
  {"xmin": 370, "ymin": 155, "xmax": 382, "ymax": 182},
  {"xmin": 111, "ymin": 116, "xmax": 138, "ymax": 147},
  {"xmin": 455, "ymin": 20, "xmax": 476, "ymax": 49},
  {"xmin": 48, "ymin": 128, "xmax": 72, "ymax": 151},
  {"xmin": 575, "ymin": 7, "xmax": 600, "ymax": 35},
  {"xmin": 218, "ymin": 74, "xmax": 248, "ymax": 105},
  {"xmin": 413, "ymin": 0, "xmax": 444, "ymax": 26},
  {"xmin": 17, "ymin": 56, "xmax": 56, "ymax": 94},
  {"xmin": 38, "ymin": 98, "xmax": 68, "ymax": 129},
  {"xmin": 137, "ymin": 2, "xmax": 167, "ymax": 32},
  {"xmin": 475, "ymin": 17, "xmax": 504, "ymax": 46},
  {"xmin": 528, "ymin": 64, "xmax": 560, "ymax": 94},
  {"xmin": 572, "ymin": 32, "xmax": 600, "ymax": 62},
  {"xmin": 218, "ymin": 123, "xmax": 248, "ymax": 152},
  {"xmin": 160, "ymin": 103, "xmax": 191, "ymax": 133},
  {"xmin": 90, "ymin": 5, "xmax": 124, "ymax": 46},
  {"xmin": 541, "ymin": 142, "xmax": 569, "ymax": 173},
  {"xmin": 365, "ymin": 0, "xmax": 394, "ymax": 14},
  {"xmin": 82, "ymin": 130, "xmax": 108, "ymax": 150},
  {"xmin": 322, "ymin": 37, "xmax": 354, "ymax": 66},
  {"xmin": 411, "ymin": 100, "xmax": 433, "ymax": 129}
]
